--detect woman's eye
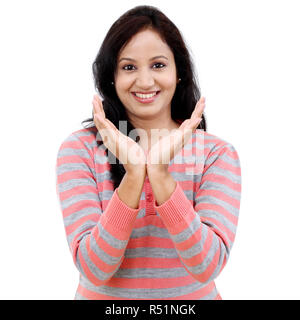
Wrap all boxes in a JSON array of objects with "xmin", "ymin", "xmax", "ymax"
[
  {"xmin": 122, "ymin": 63, "xmax": 166, "ymax": 71},
  {"xmin": 153, "ymin": 62, "xmax": 165, "ymax": 69},
  {"xmin": 123, "ymin": 64, "xmax": 135, "ymax": 71}
]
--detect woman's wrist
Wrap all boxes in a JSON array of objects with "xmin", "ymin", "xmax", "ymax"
[
  {"xmin": 126, "ymin": 164, "xmax": 147, "ymax": 181},
  {"xmin": 147, "ymin": 167, "xmax": 176, "ymax": 206},
  {"xmin": 146, "ymin": 163, "xmax": 169, "ymax": 179},
  {"xmin": 117, "ymin": 170, "xmax": 146, "ymax": 209}
]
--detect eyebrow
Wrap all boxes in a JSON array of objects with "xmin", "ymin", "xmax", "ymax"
[{"xmin": 118, "ymin": 55, "xmax": 168, "ymax": 63}]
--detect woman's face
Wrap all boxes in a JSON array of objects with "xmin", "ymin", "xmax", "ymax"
[{"xmin": 114, "ymin": 28, "xmax": 179, "ymax": 123}]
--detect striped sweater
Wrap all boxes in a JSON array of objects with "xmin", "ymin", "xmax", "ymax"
[{"xmin": 55, "ymin": 125, "xmax": 242, "ymax": 300}]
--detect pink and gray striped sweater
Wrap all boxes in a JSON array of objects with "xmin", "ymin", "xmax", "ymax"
[{"xmin": 55, "ymin": 125, "xmax": 241, "ymax": 300}]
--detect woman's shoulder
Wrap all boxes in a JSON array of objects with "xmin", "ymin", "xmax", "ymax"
[
  {"xmin": 68, "ymin": 125, "xmax": 98, "ymax": 142},
  {"xmin": 195, "ymin": 129, "xmax": 235, "ymax": 147},
  {"xmin": 59, "ymin": 125, "xmax": 98, "ymax": 146},
  {"xmin": 194, "ymin": 129, "xmax": 240, "ymax": 160},
  {"xmin": 56, "ymin": 125, "xmax": 99, "ymax": 159}
]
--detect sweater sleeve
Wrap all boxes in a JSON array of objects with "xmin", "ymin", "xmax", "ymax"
[
  {"xmin": 154, "ymin": 142, "xmax": 242, "ymax": 284},
  {"xmin": 55, "ymin": 132, "xmax": 141, "ymax": 286}
]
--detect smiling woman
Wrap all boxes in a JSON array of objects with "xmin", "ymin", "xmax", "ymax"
[{"xmin": 55, "ymin": 5, "xmax": 242, "ymax": 300}]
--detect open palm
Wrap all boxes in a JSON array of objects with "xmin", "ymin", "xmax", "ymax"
[
  {"xmin": 147, "ymin": 97, "xmax": 206, "ymax": 173},
  {"xmin": 93, "ymin": 95, "xmax": 146, "ymax": 175}
]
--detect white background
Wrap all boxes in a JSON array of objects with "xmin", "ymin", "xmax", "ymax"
[{"xmin": 0, "ymin": 0, "xmax": 299, "ymax": 299}]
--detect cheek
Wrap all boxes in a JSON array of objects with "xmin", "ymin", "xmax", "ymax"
[
  {"xmin": 115, "ymin": 73, "xmax": 132, "ymax": 92},
  {"xmin": 160, "ymin": 74, "xmax": 177, "ymax": 90},
  {"xmin": 115, "ymin": 83, "xmax": 133, "ymax": 102}
]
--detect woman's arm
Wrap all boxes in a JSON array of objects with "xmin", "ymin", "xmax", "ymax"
[
  {"xmin": 118, "ymin": 171, "xmax": 146, "ymax": 209},
  {"xmin": 56, "ymin": 132, "xmax": 144, "ymax": 286},
  {"xmin": 148, "ymin": 142, "xmax": 242, "ymax": 284}
]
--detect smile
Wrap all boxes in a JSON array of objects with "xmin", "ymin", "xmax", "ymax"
[{"xmin": 131, "ymin": 91, "xmax": 160, "ymax": 104}]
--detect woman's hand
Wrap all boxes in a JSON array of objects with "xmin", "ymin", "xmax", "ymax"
[
  {"xmin": 92, "ymin": 95, "xmax": 146, "ymax": 177},
  {"xmin": 146, "ymin": 97, "xmax": 206, "ymax": 176}
]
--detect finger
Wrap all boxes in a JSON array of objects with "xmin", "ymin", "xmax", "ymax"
[
  {"xmin": 192, "ymin": 116, "xmax": 202, "ymax": 129},
  {"xmin": 92, "ymin": 99, "xmax": 109, "ymax": 131},
  {"xmin": 93, "ymin": 95, "xmax": 106, "ymax": 118},
  {"xmin": 191, "ymin": 97, "xmax": 205, "ymax": 119},
  {"xmin": 180, "ymin": 117, "xmax": 201, "ymax": 144},
  {"xmin": 95, "ymin": 96, "xmax": 106, "ymax": 119},
  {"xmin": 92, "ymin": 98, "xmax": 99, "ymax": 117},
  {"xmin": 192, "ymin": 97, "xmax": 205, "ymax": 118},
  {"xmin": 93, "ymin": 106, "xmax": 107, "ymax": 136},
  {"xmin": 92, "ymin": 100, "xmax": 98, "ymax": 119}
]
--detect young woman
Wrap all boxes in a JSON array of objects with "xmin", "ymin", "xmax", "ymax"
[{"xmin": 56, "ymin": 5, "xmax": 242, "ymax": 300}]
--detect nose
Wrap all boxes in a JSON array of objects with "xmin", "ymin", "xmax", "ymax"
[{"xmin": 135, "ymin": 68, "xmax": 155, "ymax": 88}]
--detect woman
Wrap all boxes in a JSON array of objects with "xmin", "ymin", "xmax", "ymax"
[{"xmin": 56, "ymin": 5, "xmax": 242, "ymax": 300}]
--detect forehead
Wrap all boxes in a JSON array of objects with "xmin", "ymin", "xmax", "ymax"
[{"xmin": 118, "ymin": 29, "xmax": 173, "ymax": 60}]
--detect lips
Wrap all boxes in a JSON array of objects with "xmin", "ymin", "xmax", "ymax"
[
  {"xmin": 131, "ymin": 91, "xmax": 160, "ymax": 104},
  {"xmin": 132, "ymin": 91, "xmax": 160, "ymax": 96}
]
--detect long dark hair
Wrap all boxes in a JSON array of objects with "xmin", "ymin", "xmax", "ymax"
[{"xmin": 82, "ymin": 5, "xmax": 207, "ymax": 190}]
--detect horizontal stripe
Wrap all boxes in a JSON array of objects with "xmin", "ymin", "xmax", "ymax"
[
  {"xmin": 124, "ymin": 247, "xmax": 179, "ymax": 259},
  {"xmin": 114, "ymin": 267, "xmax": 189, "ymax": 279},
  {"xmin": 100, "ymin": 275, "xmax": 196, "ymax": 289},
  {"xmin": 57, "ymin": 148, "xmax": 91, "ymax": 159},
  {"xmin": 127, "ymin": 236, "xmax": 175, "ymax": 249},
  {"xmin": 61, "ymin": 192, "xmax": 100, "ymax": 211},
  {"xmin": 65, "ymin": 214, "xmax": 99, "ymax": 236},
  {"xmin": 59, "ymin": 185, "xmax": 98, "ymax": 202},
  {"xmin": 120, "ymin": 257, "xmax": 183, "ymax": 269},
  {"xmin": 63, "ymin": 206, "xmax": 102, "ymax": 227},
  {"xmin": 57, "ymin": 178, "xmax": 96, "ymax": 193},
  {"xmin": 77, "ymin": 277, "xmax": 217, "ymax": 299}
]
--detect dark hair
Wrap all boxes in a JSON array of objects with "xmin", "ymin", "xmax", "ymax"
[{"xmin": 81, "ymin": 5, "xmax": 207, "ymax": 190}]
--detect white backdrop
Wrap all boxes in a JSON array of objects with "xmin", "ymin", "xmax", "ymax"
[{"xmin": 0, "ymin": 0, "xmax": 299, "ymax": 299}]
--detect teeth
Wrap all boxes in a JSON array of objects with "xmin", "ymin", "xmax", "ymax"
[{"xmin": 135, "ymin": 92, "xmax": 157, "ymax": 99}]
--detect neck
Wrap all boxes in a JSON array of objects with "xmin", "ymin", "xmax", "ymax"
[{"xmin": 131, "ymin": 116, "xmax": 178, "ymax": 133}]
